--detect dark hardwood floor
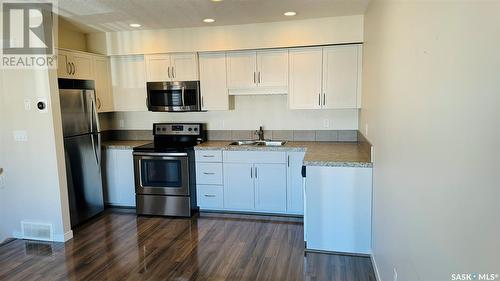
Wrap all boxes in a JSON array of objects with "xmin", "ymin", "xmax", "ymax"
[{"xmin": 0, "ymin": 209, "xmax": 376, "ymax": 281}]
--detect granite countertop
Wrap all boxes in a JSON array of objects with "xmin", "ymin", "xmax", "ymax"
[
  {"xmin": 195, "ymin": 141, "xmax": 372, "ymax": 168},
  {"xmin": 101, "ymin": 140, "xmax": 151, "ymax": 150}
]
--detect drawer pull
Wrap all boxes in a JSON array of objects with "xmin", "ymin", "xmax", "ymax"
[
  {"xmin": 203, "ymin": 172, "xmax": 216, "ymax": 175},
  {"xmin": 202, "ymin": 155, "xmax": 215, "ymax": 157},
  {"xmin": 204, "ymin": 194, "xmax": 216, "ymax": 198}
]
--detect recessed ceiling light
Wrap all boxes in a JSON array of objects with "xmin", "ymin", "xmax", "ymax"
[
  {"xmin": 211, "ymin": 0, "xmax": 223, "ymax": 2},
  {"xmin": 284, "ymin": 11, "xmax": 297, "ymax": 16},
  {"xmin": 203, "ymin": 18, "xmax": 215, "ymax": 23},
  {"xmin": 129, "ymin": 23, "xmax": 141, "ymax": 28}
]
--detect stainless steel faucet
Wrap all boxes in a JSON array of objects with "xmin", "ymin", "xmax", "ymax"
[{"xmin": 255, "ymin": 126, "xmax": 265, "ymax": 141}]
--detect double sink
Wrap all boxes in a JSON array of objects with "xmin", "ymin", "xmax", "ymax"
[{"xmin": 229, "ymin": 140, "xmax": 287, "ymax": 147}]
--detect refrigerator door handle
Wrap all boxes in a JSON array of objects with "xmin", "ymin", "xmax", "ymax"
[
  {"xmin": 90, "ymin": 134, "xmax": 99, "ymax": 166},
  {"xmin": 89, "ymin": 91, "xmax": 100, "ymax": 133}
]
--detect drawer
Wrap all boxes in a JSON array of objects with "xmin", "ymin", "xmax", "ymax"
[
  {"xmin": 223, "ymin": 151, "xmax": 286, "ymax": 164},
  {"xmin": 196, "ymin": 163, "xmax": 223, "ymax": 185},
  {"xmin": 197, "ymin": 185, "xmax": 223, "ymax": 209},
  {"xmin": 195, "ymin": 150, "xmax": 223, "ymax": 162}
]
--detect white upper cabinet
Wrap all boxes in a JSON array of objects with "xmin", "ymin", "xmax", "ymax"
[
  {"xmin": 289, "ymin": 47, "xmax": 323, "ymax": 109},
  {"xmin": 145, "ymin": 53, "xmax": 198, "ymax": 82},
  {"xmin": 145, "ymin": 54, "xmax": 170, "ymax": 82},
  {"xmin": 227, "ymin": 49, "xmax": 288, "ymax": 95},
  {"xmin": 57, "ymin": 49, "xmax": 94, "ymax": 80},
  {"xmin": 93, "ymin": 56, "xmax": 114, "ymax": 112},
  {"xmin": 170, "ymin": 53, "xmax": 199, "ymax": 81},
  {"xmin": 322, "ymin": 45, "xmax": 362, "ymax": 109},
  {"xmin": 199, "ymin": 52, "xmax": 232, "ymax": 111},
  {"xmin": 256, "ymin": 49, "xmax": 288, "ymax": 89},
  {"xmin": 227, "ymin": 51, "xmax": 257, "ymax": 90},
  {"xmin": 110, "ymin": 55, "xmax": 148, "ymax": 111},
  {"xmin": 289, "ymin": 44, "xmax": 362, "ymax": 109}
]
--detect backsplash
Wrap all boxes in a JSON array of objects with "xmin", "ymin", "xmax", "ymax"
[{"xmin": 102, "ymin": 129, "xmax": 358, "ymax": 142}]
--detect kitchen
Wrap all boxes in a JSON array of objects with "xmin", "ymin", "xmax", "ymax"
[{"xmin": 0, "ymin": 1, "xmax": 498, "ymax": 281}]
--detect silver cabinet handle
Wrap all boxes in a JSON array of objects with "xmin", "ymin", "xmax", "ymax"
[
  {"xmin": 202, "ymin": 155, "xmax": 215, "ymax": 158},
  {"xmin": 203, "ymin": 172, "xmax": 215, "ymax": 175},
  {"xmin": 66, "ymin": 62, "xmax": 70, "ymax": 75},
  {"xmin": 253, "ymin": 72, "xmax": 256, "ymax": 84},
  {"xmin": 167, "ymin": 66, "xmax": 171, "ymax": 78},
  {"xmin": 204, "ymin": 194, "xmax": 216, "ymax": 198},
  {"xmin": 181, "ymin": 86, "xmax": 185, "ymax": 106},
  {"xmin": 255, "ymin": 167, "xmax": 258, "ymax": 178},
  {"xmin": 250, "ymin": 167, "xmax": 253, "ymax": 178},
  {"xmin": 323, "ymin": 93, "xmax": 326, "ymax": 106},
  {"xmin": 71, "ymin": 62, "xmax": 76, "ymax": 75},
  {"xmin": 258, "ymin": 72, "xmax": 261, "ymax": 84},
  {"xmin": 201, "ymin": 96, "xmax": 204, "ymax": 109},
  {"xmin": 172, "ymin": 67, "xmax": 175, "ymax": 78},
  {"xmin": 287, "ymin": 155, "xmax": 290, "ymax": 167},
  {"xmin": 318, "ymin": 93, "xmax": 321, "ymax": 106}
]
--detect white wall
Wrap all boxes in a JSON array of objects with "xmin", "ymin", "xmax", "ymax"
[
  {"xmin": 105, "ymin": 95, "xmax": 359, "ymax": 130},
  {"xmin": 360, "ymin": 1, "xmax": 500, "ymax": 280},
  {"xmin": 87, "ymin": 15, "xmax": 363, "ymax": 55},
  {"xmin": 0, "ymin": 68, "xmax": 72, "ymax": 242}
]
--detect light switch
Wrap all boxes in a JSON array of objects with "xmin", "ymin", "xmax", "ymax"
[
  {"xmin": 13, "ymin": 130, "xmax": 28, "ymax": 142},
  {"xmin": 24, "ymin": 99, "xmax": 32, "ymax": 111}
]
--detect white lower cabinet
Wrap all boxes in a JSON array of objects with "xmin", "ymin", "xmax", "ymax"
[
  {"xmin": 223, "ymin": 163, "xmax": 255, "ymax": 210},
  {"xmin": 197, "ymin": 185, "xmax": 224, "ymax": 209},
  {"xmin": 102, "ymin": 148, "xmax": 136, "ymax": 207},
  {"xmin": 305, "ymin": 166, "xmax": 372, "ymax": 254},
  {"xmin": 195, "ymin": 150, "xmax": 299, "ymax": 215},
  {"xmin": 254, "ymin": 163, "xmax": 287, "ymax": 212},
  {"xmin": 287, "ymin": 152, "xmax": 306, "ymax": 214}
]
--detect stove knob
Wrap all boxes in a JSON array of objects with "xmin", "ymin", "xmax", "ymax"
[
  {"xmin": 188, "ymin": 128, "xmax": 193, "ymax": 131},
  {"xmin": 156, "ymin": 127, "xmax": 161, "ymax": 131},
  {"xmin": 194, "ymin": 128, "xmax": 198, "ymax": 131}
]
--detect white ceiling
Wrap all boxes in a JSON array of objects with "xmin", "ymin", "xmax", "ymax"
[{"xmin": 56, "ymin": 0, "xmax": 370, "ymax": 33}]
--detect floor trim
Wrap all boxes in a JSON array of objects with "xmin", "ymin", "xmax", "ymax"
[
  {"xmin": 371, "ymin": 253, "xmax": 382, "ymax": 281},
  {"xmin": 305, "ymin": 248, "xmax": 370, "ymax": 258}
]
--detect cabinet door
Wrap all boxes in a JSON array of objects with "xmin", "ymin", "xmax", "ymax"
[
  {"xmin": 223, "ymin": 163, "xmax": 255, "ymax": 210},
  {"xmin": 199, "ymin": 53, "xmax": 230, "ymax": 110},
  {"xmin": 287, "ymin": 152, "xmax": 305, "ymax": 214},
  {"xmin": 257, "ymin": 49, "xmax": 288, "ymax": 89},
  {"xmin": 71, "ymin": 52, "xmax": 94, "ymax": 80},
  {"xmin": 254, "ymin": 163, "xmax": 287, "ymax": 212},
  {"xmin": 57, "ymin": 50, "xmax": 71, "ymax": 78},
  {"xmin": 93, "ymin": 56, "xmax": 114, "ymax": 112},
  {"xmin": 110, "ymin": 55, "xmax": 148, "ymax": 111},
  {"xmin": 145, "ymin": 54, "xmax": 171, "ymax": 82},
  {"xmin": 103, "ymin": 149, "xmax": 136, "ymax": 207},
  {"xmin": 289, "ymin": 48, "xmax": 323, "ymax": 109},
  {"xmin": 171, "ymin": 53, "xmax": 199, "ymax": 81},
  {"xmin": 322, "ymin": 45, "xmax": 361, "ymax": 109},
  {"xmin": 305, "ymin": 166, "xmax": 372, "ymax": 254},
  {"xmin": 227, "ymin": 51, "xmax": 257, "ymax": 90}
]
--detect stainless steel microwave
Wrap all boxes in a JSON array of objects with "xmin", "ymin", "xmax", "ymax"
[{"xmin": 146, "ymin": 81, "xmax": 201, "ymax": 112}]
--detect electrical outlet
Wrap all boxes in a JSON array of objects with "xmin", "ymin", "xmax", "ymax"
[
  {"xmin": 119, "ymin": 119, "xmax": 125, "ymax": 128},
  {"xmin": 323, "ymin": 119, "xmax": 330, "ymax": 128},
  {"xmin": 393, "ymin": 268, "xmax": 398, "ymax": 281},
  {"xmin": 13, "ymin": 130, "xmax": 28, "ymax": 142}
]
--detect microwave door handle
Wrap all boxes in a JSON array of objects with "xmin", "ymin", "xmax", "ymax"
[{"xmin": 181, "ymin": 86, "xmax": 185, "ymax": 106}]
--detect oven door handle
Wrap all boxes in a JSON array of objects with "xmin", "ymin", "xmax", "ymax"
[{"xmin": 133, "ymin": 152, "xmax": 188, "ymax": 157}]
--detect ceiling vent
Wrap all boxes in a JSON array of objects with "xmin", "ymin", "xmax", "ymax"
[{"xmin": 21, "ymin": 221, "xmax": 54, "ymax": 241}]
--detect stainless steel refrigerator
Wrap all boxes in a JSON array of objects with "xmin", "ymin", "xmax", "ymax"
[{"xmin": 59, "ymin": 79, "xmax": 103, "ymax": 227}]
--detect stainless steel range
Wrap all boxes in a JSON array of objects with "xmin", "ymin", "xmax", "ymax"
[{"xmin": 133, "ymin": 123, "xmax": 206, "ymax": 217}]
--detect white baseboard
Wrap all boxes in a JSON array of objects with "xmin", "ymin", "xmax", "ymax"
[{"xmin": 371, "ymin": 253, "xmax": 382, "ymax": 281}]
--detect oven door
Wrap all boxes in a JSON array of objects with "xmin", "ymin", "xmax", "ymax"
[
  {"xmin": 147, "ymin": 81, "xmax": 201, "ymax": 112},
  {"xmin": 134, "ymin": 153, "xmax": 190, "ymax": 196}
]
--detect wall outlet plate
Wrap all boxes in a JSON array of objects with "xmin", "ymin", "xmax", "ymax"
[
  {"xmin": 24, "ymin": 99, "xmax": 32, "ymax": 111},
  {"xmin": 323, "ymin": 119, "xmax": 330, "ymax": 128},
  {"xmin": 13, "ymin": 130, "xmax": 28, "ymax": 142}
]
